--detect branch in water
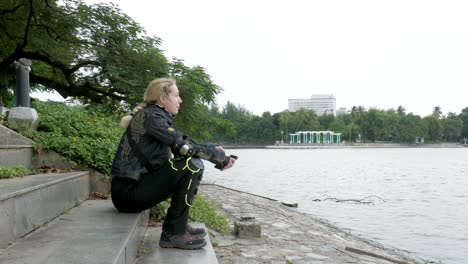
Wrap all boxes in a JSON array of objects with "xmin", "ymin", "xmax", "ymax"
[{"xmin": 313, "ymin": 195, "xmax": 386, "ymax": 205}]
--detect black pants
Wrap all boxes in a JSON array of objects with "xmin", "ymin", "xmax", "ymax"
[{"xmin": 111, "ymin": 157, "xmax": 204, "ymax": 234}]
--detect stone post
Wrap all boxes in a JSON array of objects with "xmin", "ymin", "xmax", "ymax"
[
  {"xmin": 234, "ymin": 216, "xmax": 261, "ymax": 238},
  {"xmin": 8, "ymin": 59, "xmax": 39, "ymax": 130},
  {"xmin": 15, "ymin": 58, "xmax": 32, "ymax": 107}
]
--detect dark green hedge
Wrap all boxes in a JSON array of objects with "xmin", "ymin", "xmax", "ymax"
[{"xmin": 8, "ymin": 101, "xmax": 123, "ymax": 175}]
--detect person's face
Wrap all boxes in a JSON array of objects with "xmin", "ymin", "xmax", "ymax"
[{"xmin": 161, "ymin": 84, "xmax": 182, "ymax": 115}]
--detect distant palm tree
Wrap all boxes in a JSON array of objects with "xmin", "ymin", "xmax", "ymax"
[
  {"xmin": 397, "ymin": 105, "xmax": 406, "ymax": 116},
  {"xmin": 432, "ymin": 106, "xmax": 442, "ymax": 118},
  {"xmin": 280, "ymin": 110, "xmax": 289, "ymax": 140}
]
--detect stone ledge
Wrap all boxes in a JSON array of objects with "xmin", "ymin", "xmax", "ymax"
[
  {"xmin": 0, "ymin": 200, "xmax": 148, "ymax": 264},
  {"xmin": 0, "ymin": 124, "xmax": 35, "ymax": 145},
  {"xmin": 0, "ymin": 172, "xmax": 90, "ymax": 248}
]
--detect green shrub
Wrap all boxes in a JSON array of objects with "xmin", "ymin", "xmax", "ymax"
[
  {"xmin": 0, "ymin": 166, "xmax": 35, "ymax": 179},
  {"xmin": 7, "ymin": 101, "xmax": 124, "ymax": 176}
]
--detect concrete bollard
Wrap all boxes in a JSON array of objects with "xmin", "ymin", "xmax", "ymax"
[
  {"xmin": 234, "ymin": 216, "xmax": 261, "ymax": 238},
  {"xmin": 9, "ymin": 58, "xmax": 39, "ymax": 130},
  {"xmin": 15, "ymin": 58, "xmax": 32, "ymax": 107}
]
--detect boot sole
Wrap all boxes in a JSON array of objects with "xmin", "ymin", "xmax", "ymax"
[
  {"xmin": 191, "ymin": 232, "xmax": 207, "ymax": 238},
  {"xmin": 159, "ymin": 240, "xmax": 207, "ymax": 250}
]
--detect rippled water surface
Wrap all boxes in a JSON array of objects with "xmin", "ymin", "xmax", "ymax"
[{"xmin": 203, "ymin": 148, "xmax": 468, "ymax": 264}]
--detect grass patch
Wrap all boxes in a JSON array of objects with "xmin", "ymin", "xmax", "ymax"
[
  {"xmin": 190, "ymin": 196, "xmax": 231, "ymax": 235},
  {"xmin": 0, "ymin": 166, "xmax": 35, "ymax": 179},
  {"xmin": 150, "ymin": 199, "xmax": 171, "ymax": 222},
  {"xmin": 150, "ymin": 196, "xmax": 231, "ymax": 235}
]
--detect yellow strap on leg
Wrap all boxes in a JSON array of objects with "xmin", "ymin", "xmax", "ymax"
[
  {"xmin": 185, "ymin": 194, "xmax": 192, "ymax": 207},
  {"xmin": 169, "ymin": 157, "xmax": 200, "ymax": 207},
  {"xmin": 170, "ymin": 157, "xmax": 201, "ymax": 174},
  {"xmin": 184, "ymin": 178, "xmax": 193, "ymax": 207},
  {"xmin": 169, "ymin": 159, "xmax": 178, "ymax": 171},
  {"xmin": 186, "ymin": 178, "xmax": 193, "ymax": 190},
  {"xmin": 182, "ymin": 157, "xmax": 201, "ymax": 174}
]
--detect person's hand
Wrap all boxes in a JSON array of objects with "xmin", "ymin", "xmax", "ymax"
[
  {"xmin": 222, "ymin": 156, "xmax": 236, "ymax": 171},
  {"xmin": 212, "ymin": 145, "xmax": 237, "ymax": 171}
]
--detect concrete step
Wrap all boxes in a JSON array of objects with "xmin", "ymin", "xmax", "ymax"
[
  {"xmin": 136, "ymin": 223, "xmax": 218, "ymax": 264},
  {"xmin": 0, "ymin": 145, "xmax": 34, "ymax": 168},
  {"xmin": 0, "ymin": 124, "xmax": 35, "ymax": 168},
  {"xmin": 0, "ymin": 124, "xmax": 34, "ymax": 145},
  {"xmin": 0, "ymin": 199, "xmax": 149, "ymax": 264},
  {"xmin": 0, "ymin": 172, "xmax": 90, "ymax": 248}
]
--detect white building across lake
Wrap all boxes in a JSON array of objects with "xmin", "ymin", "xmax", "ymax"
[{"xmin": 288, "ymin": 94, "xmax": 336, "ymax": 116}]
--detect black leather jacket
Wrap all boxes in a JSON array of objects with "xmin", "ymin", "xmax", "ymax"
[{"xmin": 111, "ymin": 104, "xmax": 185, "ymax": 181}]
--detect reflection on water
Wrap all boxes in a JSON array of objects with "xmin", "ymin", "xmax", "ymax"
[{"xmin": 204, "ymin": 148, "xmax": 468, "ymax": 264}]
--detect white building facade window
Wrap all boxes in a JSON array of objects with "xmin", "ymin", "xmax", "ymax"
[{"xmin": 288, "ymin": 94, "xmax": 336, "ymax": 116}]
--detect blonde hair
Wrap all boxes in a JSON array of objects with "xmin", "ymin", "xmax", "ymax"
[{"xmin": 120, "ymin": 78, "xmax": 176, "ymax": 128}]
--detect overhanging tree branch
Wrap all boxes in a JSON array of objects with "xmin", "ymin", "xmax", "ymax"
[
  {"xmin": 22, "ymin": 0, "xmax": 34, "ymax": 47},
  {"xmin": 69, "ymin": 60, "xmax": 100, "ymax": 73},
  {"xmin": 30, "ymin": 72, "xmax": 126, "ymax": 102},
  {"xmin": 0, "ymin": 4, "xmax": 23, "ymax": 16},
  {"xmin": 31, "ymin": 20, "xmax": 62, "ymax": 41},
  {"xmin": 21, "ymin": 51, "xmax": 101, "ymax": 76}
]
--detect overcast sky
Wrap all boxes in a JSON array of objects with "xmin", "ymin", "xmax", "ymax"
[{"xmin": 78, "ymin": 0, "xmax": 468, "ymax": 117}]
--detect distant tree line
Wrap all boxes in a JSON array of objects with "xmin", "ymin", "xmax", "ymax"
[{"xmin": 206, "ymin": 103, "xmax": 468, "ymax": 145}]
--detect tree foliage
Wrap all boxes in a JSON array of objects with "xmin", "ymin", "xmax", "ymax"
[
  {"xmin": 442, "ymin": 114, "xmax": 463, "ymax": 142},
  {"xmin": 1, "ymin": 0, "xmax": 169, "ymax": 105},
  {"xmin": 0, "ymin": 0, "xmax": 228, "ymax": 139},
  {"xmin": 459, "ymin": 107, "xmax": 468, "ymax": 139}
]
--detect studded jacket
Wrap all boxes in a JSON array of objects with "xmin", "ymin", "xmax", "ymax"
[{"xmin": 110, "ymin": 104, "xmax": 185, "ymax": 181}]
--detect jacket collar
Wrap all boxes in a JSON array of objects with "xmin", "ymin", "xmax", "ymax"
[{"xmin": 147, "ymin": 103, "xmax": 175, "ymax": 120}]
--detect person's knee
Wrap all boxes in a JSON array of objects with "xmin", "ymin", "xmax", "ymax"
[{"xmin": 188, "ymin": 157, "xmax": 204, "ymax": 171}]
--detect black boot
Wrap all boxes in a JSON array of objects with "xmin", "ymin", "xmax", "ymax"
[
  {"xmin": 159, "ymin": 231, "xmax": 206, "ymax": 250},
  {"xmin": 187, "ymin": 223, "xmax": 207, "ymax": 238}
]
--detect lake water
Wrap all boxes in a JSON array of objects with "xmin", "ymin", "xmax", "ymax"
[{"xmin": 203, "ymin": 148, "xmax": 468, "ymax": 264}]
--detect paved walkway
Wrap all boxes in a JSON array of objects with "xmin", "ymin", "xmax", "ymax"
[{"xmin": 199, "ymin": 184, "xmax": 418, "ymax": 264}]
